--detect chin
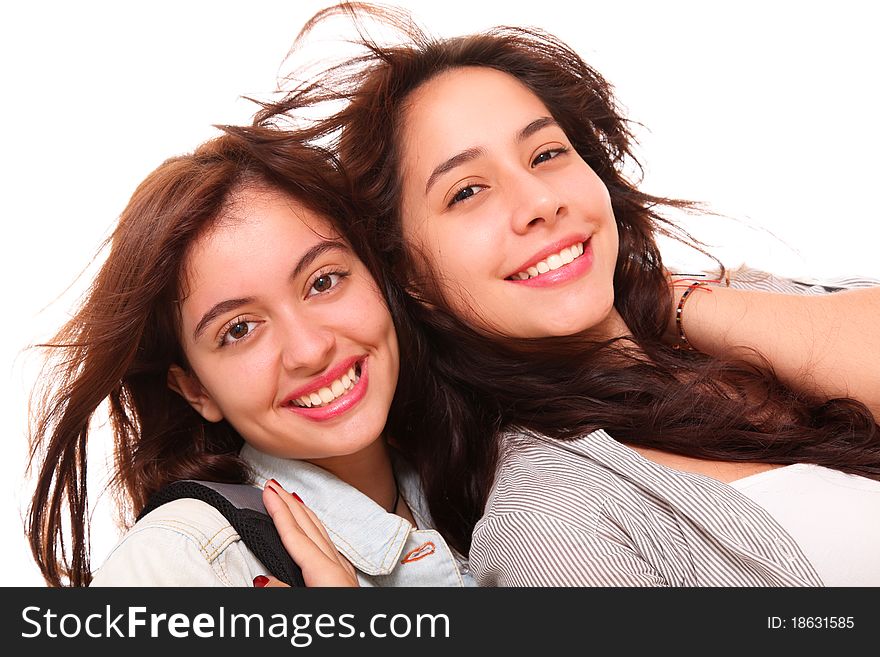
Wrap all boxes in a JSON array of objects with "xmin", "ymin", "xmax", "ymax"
[
  {"xmin": 536, "ymin": 321, "xmax": 594, "ymax": 338},
  {"xmin": 532, "ymin": 306, "xmax": 613, "ymax": 338}
]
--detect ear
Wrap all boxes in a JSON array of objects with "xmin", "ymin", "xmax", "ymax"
[{"xmin": 167, "ymin": 364, "xmax": 224, "ymax": 423}]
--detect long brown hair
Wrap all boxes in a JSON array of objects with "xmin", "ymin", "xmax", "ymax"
[
  {"xmin": 26, "ymin": 127, "xmax": 376, "ymax": 586},
  {"xmin": 255, "ymin": 3, "xmax": 880, "ymax": 554}
]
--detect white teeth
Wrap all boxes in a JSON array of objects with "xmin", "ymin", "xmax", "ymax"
[
  {"xmin": 293, "ymin": 364, "xmax": 362, "ymax": 408},
  {"xmin": 510, "ymin": 242, "xmax": 586, "ymax": 280}
]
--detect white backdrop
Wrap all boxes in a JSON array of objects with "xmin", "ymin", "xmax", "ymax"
[{"xmin": 3, "ymin": 0, "xmax": 878, "ymax": 586}]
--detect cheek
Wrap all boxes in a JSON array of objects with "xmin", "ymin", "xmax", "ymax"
[
  {"xmin": 194, "ymin": 352, "xmax": 273, "ymax": 412},
  {"xmin": 602, "ymin": 198, "xmax": 621, "ymax": 265},
  {"xmin": 573, "ymin": 170, "xmax": 619, "ymax": 257},
  {"xmin": 400, "ymin": 211, "xmax": 437, "ymax": 283},
  {"xmin": 423, "ymin": 218, "xmax": 499, "ymax": 278},
  {"xmin": 400, "ymin": 198, "xmax": 505, "ymax": 307},
  {"xmin": 346, "ymin": 286, "xmax": 397, "ymax": 343},
  {"xmin": 572, "ymin": 166, "xmax": 612, "ymax": 211},
  {"xmin": 346, "ymin": 296, "xmax": 400, "ymax": 389}
]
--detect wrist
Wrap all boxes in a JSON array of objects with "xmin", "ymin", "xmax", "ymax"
[{"xmin": 665, "ymin": 276, "xmax": 718, "ymax": 350}]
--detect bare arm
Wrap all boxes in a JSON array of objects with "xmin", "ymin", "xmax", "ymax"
[{"xmin": 671, "ymin": 282, "xmax": 880, "ymax": 420}]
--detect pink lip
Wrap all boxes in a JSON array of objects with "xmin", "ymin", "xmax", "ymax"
[
  {"xmin": 506, "ymin": 236, "xmax": 593, "ymax": 288},
  {"xmin": 281, "ymin": 356, "xmax": 368, "ymax": 422},
  {"xmin": 283, "ymin": 355, "xmax": 361, "ymax": 403},
  {"xmin": 506, "ymin": 235, "xmax": 590, "ymax": 277}
]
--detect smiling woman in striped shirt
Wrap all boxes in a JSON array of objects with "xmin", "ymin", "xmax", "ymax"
[{"xmin": 256, "ymin": 3, "xmax": 880, "ymax": 586}]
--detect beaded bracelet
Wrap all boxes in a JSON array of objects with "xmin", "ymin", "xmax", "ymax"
[{"xmin": 673, "ymin": 280, "xmax": 708, "ymax": 351}]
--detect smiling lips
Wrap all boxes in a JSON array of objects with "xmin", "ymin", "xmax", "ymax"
[
  {"xmin": 290, "ymin": 363, "xmax": 361, "ymax": 408},
  {"xmin": 508, "ymin": 241, "xmax": 585, "ymax": 280},
  {"xmin": 506, "ymin": 238, "xmax": 593, "ymax": 287},
  {"xmin": 282, "ymin": 358, "xmax": 368, "ymax": 421}
]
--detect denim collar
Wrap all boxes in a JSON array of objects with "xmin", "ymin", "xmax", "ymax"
[{"xmin": 240, "ymin": 444, "xmax": 429, "ymax": 576}]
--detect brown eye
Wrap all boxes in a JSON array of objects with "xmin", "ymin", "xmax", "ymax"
[
  {"xmin": 220, "ymin": 319, "xmax": 258, "ymax": 346},
  {"xmin": 452, "ymin": 186, "xmax": 476, "ymax": 204},
  {"xmin": 307, "ymin": 272, "xmax": 346, "ymax": 297},
  {"xmin": 229, "ymin": 322, "xmax": 250, "ymax": 340},
  {"xmin": 448, "ymin": 184, "xmax": 483, "ymax": 207},
  {"xmin": 531, "ymin": 147, "xmax": 567, "ymax": 167},
  {"xmin": 313, "ymin": 275, "xmax": 333, "ymax": 293}
]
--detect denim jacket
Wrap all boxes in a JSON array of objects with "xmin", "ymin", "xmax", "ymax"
[{"xmin": 90, "ymin": 445, "xmax": 473, "ymax": 587}]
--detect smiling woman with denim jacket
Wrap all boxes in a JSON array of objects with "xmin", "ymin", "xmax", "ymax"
[{"xmin": 25, "ymin": 127, "xmax": 473, "ymax": 588}]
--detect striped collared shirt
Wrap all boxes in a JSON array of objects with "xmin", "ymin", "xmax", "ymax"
[{"xmin": 471, "ymin": 430, "xmax": 824, "ymax": 586}]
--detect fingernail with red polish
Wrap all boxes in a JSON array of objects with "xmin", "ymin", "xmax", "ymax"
[
  {"xmin": 253, "ymin": 575, "xmax": 269, "ymax": 587},
  {"xmin": 268, "ymin": 478, "xmax": 283, "ymax": 489},
  {"xmin": 291, "ymin": 492, "xmax": 304, "ymax": 504}
]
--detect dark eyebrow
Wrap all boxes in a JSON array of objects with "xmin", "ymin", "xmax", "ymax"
[
  {"xmin": 289, "ymin": 239, "xmax": 348, "ymax": 281},
  {"xmin": 193, "ymin": 297, "xmax": 254, "ymax": 341},
  {"xmin": 517, "ymin": 116, "xmax": 559, "ymax": 142},
  {"xmin": 192, "ymin": 238, "xmax": 348, "ymax": 342},
  {"xmin": 423, "ymin": 117, "xmax": 560, "ymax": 195},
  {"xmin": 424, "ymin": 147, "xmax": 485, "ymax": 194}
]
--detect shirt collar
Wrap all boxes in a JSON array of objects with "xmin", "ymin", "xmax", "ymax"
[{"xmin": 240, "ymin": 444, "xmax": 420, "ymax": 576}]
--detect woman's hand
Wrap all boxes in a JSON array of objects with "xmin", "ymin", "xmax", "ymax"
[{"xmin": 256, "ymin": 479, "xmax": 359, "ymax": 587}]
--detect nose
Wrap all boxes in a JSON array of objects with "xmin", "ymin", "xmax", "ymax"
[
  {"xmin": 509, "ymin": 170, "xmax": 564, "ymax": 234},
  {"xmin": 278, "ymin": 313, "xmax": 336, "ymax": 374}
]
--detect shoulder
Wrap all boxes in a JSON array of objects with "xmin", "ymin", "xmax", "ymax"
[
  {"xmin": 490, "ymin": 431, "xmax": 616, "ymax": 515},
  {"xmin": 481, "ymin": 433, "xmax": 620, "ymax": 544},
  {"xmin": 90, "ymin": 498, "xmax": 264, "ymax": 587},
  {"xmin": 473, "ymin": 432, "xmax": 670, "ymax": 585},
  {"xmin": 126, "ymin": 497, "xmax": 240, "ymax": 551}
]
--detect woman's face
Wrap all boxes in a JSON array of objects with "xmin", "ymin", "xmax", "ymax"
[
  {"xmin": 171, "ymin": 187, "xmax": 399, "ymax": 467},
  {"xmin": 399, "ymin": 66, "xmax": 620, "ymax": 338}
]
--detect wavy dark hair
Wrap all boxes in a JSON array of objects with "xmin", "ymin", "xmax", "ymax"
[
  {"xmin": 254, "ymin": 2, "xmax": 880, "ymax": 555},
  {"xmin": 25, "ymin": 126, "xmax": 391, "ymax": 586}
]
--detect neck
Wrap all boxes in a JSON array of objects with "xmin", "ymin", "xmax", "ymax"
[{"xmin": 306, "ymin": 438, "xmax": 397, "ymax": 512}]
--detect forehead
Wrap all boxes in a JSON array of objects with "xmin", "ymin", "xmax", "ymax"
[
  {"xmin": 180, "ymin": 186, "xmax": 339, "ymax": 294},
  {"xmin": 399, "ymin": 67, "xmax": 557, "ymax": 191},
  {"xmin": 206, "ymin": 185, "xmax": 337, "ymax": 248},
  {"xmin": 402, "ymin": 66, "xmax": 552, "ymax": 146}
]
